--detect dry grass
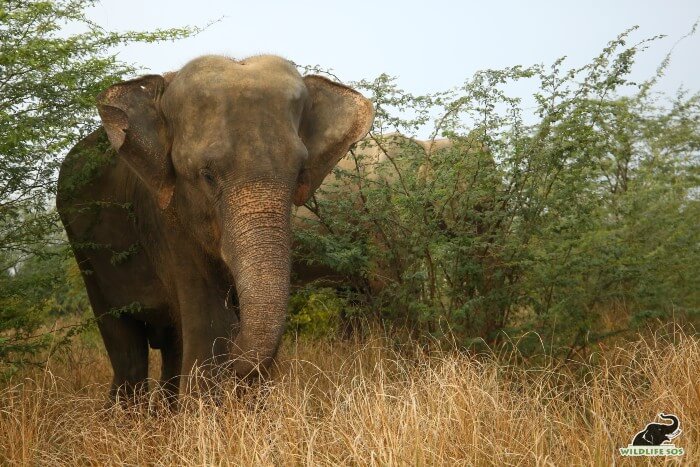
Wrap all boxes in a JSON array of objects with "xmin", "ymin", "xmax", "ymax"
[{"xmin": 1, "ymin": 328, "xmax": 698, "ymax": 466}]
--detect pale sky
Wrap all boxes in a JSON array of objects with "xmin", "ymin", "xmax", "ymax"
[{"xmin": 86, "ymin": 0, "xmax": 699, "ymax": 104}]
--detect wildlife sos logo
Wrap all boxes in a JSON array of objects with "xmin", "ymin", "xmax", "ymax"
[{"xmin": 619, "ymin": 413, "xmax": 684, "ymax": 457}]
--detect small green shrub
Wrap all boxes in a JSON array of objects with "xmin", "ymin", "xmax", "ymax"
[{"xmin": 288, "ymin": 288, "xmax": 346, "ymax": 339}]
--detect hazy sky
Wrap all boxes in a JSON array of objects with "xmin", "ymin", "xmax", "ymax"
[{"xmin": 86, "ymin": 0, "xmax": 699, "ymax": 99}]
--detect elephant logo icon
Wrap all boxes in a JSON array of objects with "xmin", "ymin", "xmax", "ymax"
[
  {"xmin": 632, "ymin": 413, "xmax": 681, "ymax": 446},
  {"xmin": 619, "ymin": 413, "xmax": 684, "ymax": 457}
]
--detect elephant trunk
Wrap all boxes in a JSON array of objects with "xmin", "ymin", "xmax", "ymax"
[
  {"xmin": 660, "ymin": 413, "xmax": 680, "ymax": 433},
  {"xmin": 222, "ymin": 178, "xmax": 292, "ymax": 378}
]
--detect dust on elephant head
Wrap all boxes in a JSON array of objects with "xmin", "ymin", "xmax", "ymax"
[{"xmin": 58, "ymin": 54, "xmax": 374, "ymax": 400}]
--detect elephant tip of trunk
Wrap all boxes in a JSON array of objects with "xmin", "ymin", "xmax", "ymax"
[
  {"xmin": 229, "ymin": 338, "xmax": 279, "ymax": 379},
  {"xmin": 231, "ymin": 356, "xmax": 274, "ymax": 380}
]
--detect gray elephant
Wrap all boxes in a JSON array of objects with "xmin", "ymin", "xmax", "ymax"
[
  {"xmin": 292, "ymin": 133, "xmax": 495, "ymax": 295},
  {"xmin": 57, "ymin": 55, "xmax": 374, "ymax": 402},
  {"xmin": 292, "ymin": 134, "xmax": 456, "ymax": 291}
]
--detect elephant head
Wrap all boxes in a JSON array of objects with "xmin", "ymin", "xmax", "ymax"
[
  {"xmin": 96, "ymin": 55, "xmax": 373, "ymax": 377},
  {"xmin": 632, "ymin": 413, "xmax": 681, "ymax": 446}
]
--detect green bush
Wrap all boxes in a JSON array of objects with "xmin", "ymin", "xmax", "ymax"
[
  {"xmin": 294, "ymin": 27, "xmax": 700, "ymax": 356},
  {"xmin": 288, "ymin": 288, "xmax": 346, "ymax": 339}
]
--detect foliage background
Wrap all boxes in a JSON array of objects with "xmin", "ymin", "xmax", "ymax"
[{"xmin": 292, "ymin": 27, "xmax": 700, "ymax": 355}]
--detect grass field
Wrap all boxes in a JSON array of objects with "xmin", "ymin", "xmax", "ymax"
[{"xmin": 1, "ymin": 328, "xmax": 698, "ymax": 465}]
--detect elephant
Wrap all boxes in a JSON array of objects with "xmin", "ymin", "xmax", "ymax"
[
  {"xmin": 289, "ymin": 134, "xmax": 452, "ymax": 309},
  {"xmin": 292, "ymin": 133, "xmax": 466, "ymax": 289},
  {"xmin": 56, "ymin": 54, "xmax": 374, "ymax": 403},
  {"xmin": 293, "ymin": 133, "xmax": 496, "ymax": 293},
  {"xmin": 291, "ymin": 133, "xmax": 443, "ymax": 289},
  {"xmin": 291, "ymin": 132, "xmax": 499, "ymax": 335},
  {"xmin": 631, "ymin": 413, "xmax": 681, "ymax": 446}
]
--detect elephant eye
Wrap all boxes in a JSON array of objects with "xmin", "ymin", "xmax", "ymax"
[{"xmin": 200, "ymin": 169, "xmax": 215, "ymax": 185}]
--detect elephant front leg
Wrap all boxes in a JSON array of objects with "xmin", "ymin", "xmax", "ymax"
[
  {"xmin": 96, "ymin": 313, "xmax": 149, "ymax": 405},
  {"xmin": 79, "ymin": 258, "xmax": 149, "ymax": 406},
  {"xmin": 176, "ymin": 291, "xmax": 237, "ymax": 396},
  {"xmin": 154, "ymin": 325, "xmax": 182, "ymax": 407}
]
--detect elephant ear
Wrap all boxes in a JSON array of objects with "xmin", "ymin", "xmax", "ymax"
[
  {"xmin": 97, "ymin": 75, "xmax": 174, "ymax": 210},
  {"xmin": 294, "ymin": 75, "xmax": 374, "ymax": 206}
]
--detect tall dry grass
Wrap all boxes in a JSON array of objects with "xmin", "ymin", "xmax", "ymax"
[{"xmin": 1, "ymin": 328, "xmax": 698, "ymax": 466}]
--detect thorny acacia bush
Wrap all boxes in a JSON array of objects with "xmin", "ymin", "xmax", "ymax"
[{"xmin": 293, "ymin": 27, "xmax": 700, "ymax": 355}]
